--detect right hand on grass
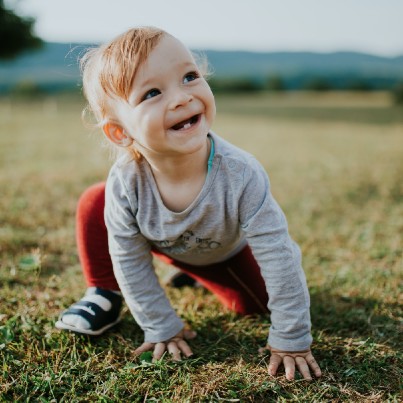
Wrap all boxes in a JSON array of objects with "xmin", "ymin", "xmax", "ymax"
[
  {"xmin": 134, "ymin": 327, "xmax": 197, "ymax": 362},
  {"xmin": 258, "ymin": 345, "xmax": 322, "ymax": 381}
]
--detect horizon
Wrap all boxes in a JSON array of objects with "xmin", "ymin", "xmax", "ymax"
[{"xmin": 27, "ymin": 41, "xmax": 403, "ymax": 60}]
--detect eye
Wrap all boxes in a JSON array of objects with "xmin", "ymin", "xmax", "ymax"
[
  {"xmin": 183, "ymin": 71, "xmax": 199, "ymax": 84},
  {"xmin": 142, "ymin": 88, "xmax": 161, "ymax": 101}
]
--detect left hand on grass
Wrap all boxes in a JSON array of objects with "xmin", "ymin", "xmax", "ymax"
[
  {"xmin": 259, "ymin": 346, "xmax": 322, "ymax": 381},
  {"xmin": 134, "ymin": 328, "xmax": 197, "ymax": 362}
]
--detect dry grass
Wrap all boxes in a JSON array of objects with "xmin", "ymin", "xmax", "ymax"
[{"xmin": 0, "ymin": 92, "xmax": 402, "ymax": 401}]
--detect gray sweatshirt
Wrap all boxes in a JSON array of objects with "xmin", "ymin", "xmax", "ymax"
[{"xmin": 105, "ymin": 132, "xmax": 312, "ymax": 351}]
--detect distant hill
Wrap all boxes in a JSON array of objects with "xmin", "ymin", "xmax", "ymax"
[
  {"xmin": 205, "ymin": 50, "xmax": 403, "ymax": 77},
  {"xmin": 0, "ymin": 43, "xmax": 85, "ymax": 93},
  {"xmin": 1, "ymin": 42, "xmax": 402, "ymax": 93}
]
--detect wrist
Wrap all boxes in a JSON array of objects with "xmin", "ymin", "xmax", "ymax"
[{"xmin": 270, "ymin": 347, "xmax": 310, "ymax": 354}]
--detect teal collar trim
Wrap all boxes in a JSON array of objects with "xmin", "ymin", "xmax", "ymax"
[{"xmin": 207, "ymin": 135, "xmax": 215, "ymax": 174}]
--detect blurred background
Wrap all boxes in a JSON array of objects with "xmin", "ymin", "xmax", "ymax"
[{"xmin": 1, "ymin": 0, "xmax": 403, "ymax": 98}]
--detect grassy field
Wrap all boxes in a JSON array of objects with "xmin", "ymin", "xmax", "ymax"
[{"xmin": 0, "ymin": 92, "xmax": 402, "ymax": 401}]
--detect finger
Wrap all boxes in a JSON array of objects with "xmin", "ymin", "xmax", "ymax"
[
  {"xmin": 283, "ymin": 355, "xmax": 296, "ymax": 380},
  {"xmin": 134, "ymin": 342, "xmax": 155, "ymax": 356},
  {"xmin": 306, "ymin": 353, "xmax": 322, "ymax": 378},
  {"xmin": 167, "ymin": 341, "xmax": 182, "ymax": 361},
  {"xmin": 183, "ymin": 329, "xmax": 197, "ymax": 340},
  {"xmin": 152, "ymin": 342, "xmax": 166, "ymax": 361},
  {"xmin": 295, "ymin": 356, "xmax": 312, "ymax": 381},
  {"xmin": 177, "ymin": 339, "xmax": 193, "ymax": 357},
  {"xmin": 268, "ymin": 353, "xmax": 282, "ymax": 376}
]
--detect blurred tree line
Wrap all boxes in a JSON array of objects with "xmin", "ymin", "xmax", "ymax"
[
  {"xmin": 209, "ymin": 75, "xmax": 399, "ymax": 93},
  {"xmin": 208, "ymin": 76, "xmax": 403, "ymax": 105},
  {"xmin": 393, "ymin": 83, "xmax": 403, "ymax": 104},
  {"xmin": 0, "ymin": 0, "xmax": 42, "ymax": 59},
  {"xmin": 6, "ymin": 74, "xmax": 403, "ymax": 105}
]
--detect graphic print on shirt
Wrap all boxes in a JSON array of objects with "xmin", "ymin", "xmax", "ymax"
[{"xmin": 156, "ymin": 230, "xmax": 222, "ymax": 255}]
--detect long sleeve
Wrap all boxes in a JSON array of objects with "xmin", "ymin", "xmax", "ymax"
[
  {"xmin": 239, "ymin": 158, "xmax": 312, "ymax": 351},
  {"xmin": 104, "ymin": 165, "xmax": 184, "ymax": 343}
]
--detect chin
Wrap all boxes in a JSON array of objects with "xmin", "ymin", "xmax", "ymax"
[{"xmin": 178, "ymin": 132, "xmax": 209, "ymax": 154}]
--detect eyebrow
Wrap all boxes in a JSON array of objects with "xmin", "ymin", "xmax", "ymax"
[
  {"xmin": 129, "ymin": 60, "xmax": 197, "ymax": 103},
  {"xmin": 139, "ymin": 61, "xmax": 197, "ymax": 87}
]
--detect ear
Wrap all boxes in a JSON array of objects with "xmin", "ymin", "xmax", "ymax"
[{"xmin": 103, "ymin": 122, "xmax": 133, "ymax": 147}]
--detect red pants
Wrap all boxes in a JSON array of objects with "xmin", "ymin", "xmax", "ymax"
[{"xmin": 76, "ymin": 183, "xmax": 268, "ymax": 315}]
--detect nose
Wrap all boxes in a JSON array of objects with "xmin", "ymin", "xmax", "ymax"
[{"xmin": 169, "ymin": 87, "xmax": 193, "ymax": 110}]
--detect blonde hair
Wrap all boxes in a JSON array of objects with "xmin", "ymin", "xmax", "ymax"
[{"xmin": 81, "ymin": 26, "xmax": 165, "ymax": 161}]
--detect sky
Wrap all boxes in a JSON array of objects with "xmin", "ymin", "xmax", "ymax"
[{"xmin": 6, "ymin": 0, "xmax": 403, "ymax": 56}]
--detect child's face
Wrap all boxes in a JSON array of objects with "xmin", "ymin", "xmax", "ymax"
[{"xmin": 113, "ymin": 34, "xmax": 216, "ymax": 159}]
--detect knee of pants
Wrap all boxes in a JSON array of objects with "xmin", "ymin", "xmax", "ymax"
[{"xmin": 77, "ymin": 182, "xmax": 106, "ymax": 222}]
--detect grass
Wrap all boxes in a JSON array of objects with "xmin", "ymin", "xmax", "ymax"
[{"xmin": 0, "ymin": 92, "xmax": 402, "ymax": 401}]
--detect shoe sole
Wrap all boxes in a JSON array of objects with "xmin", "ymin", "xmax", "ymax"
[{"xmin": 55, "ymin": 317, "xmax": 121, "ymax": 336}]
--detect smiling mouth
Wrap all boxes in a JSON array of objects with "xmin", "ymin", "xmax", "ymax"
[{"xmin": 170, "ymin": 114, "xmax": 200, "ymax": 131}]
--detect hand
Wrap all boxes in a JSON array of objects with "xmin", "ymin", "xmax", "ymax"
[
  {"xmin": 134, "ymin": 328, "xmax": 197, "ymax": 362},
  {"xmin": 259, "ymin": 346, "xmax": 322, "ymax": 381}
]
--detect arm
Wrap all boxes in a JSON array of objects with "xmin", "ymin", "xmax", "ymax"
[
  {"xmin": 239, "ymin": 159, "xmax": 321, "ymax": 379},
  {"xmin": 240, "ymin": 159, "xmax": 312, "ymax": 350},
  {"xmin": 104, "ymin": 165, "xmax": 184, "ymax": 343}
]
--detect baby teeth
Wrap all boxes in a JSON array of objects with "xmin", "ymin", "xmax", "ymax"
[{"xmin": 183, "ymin": 122, "xmax": 191, "ymax": 129}]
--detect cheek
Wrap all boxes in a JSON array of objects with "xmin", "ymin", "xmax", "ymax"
[
  {"xmin": 204, "ymin": 86, "xmax": 216, "ymax": 110},
  {"xmin": 135, "ymin": 110, "xmax": 164, "ymax": 138},
  {"xmin": 205, "ymin": 90, "xmax": 216, "ymax": 121},
  {"xmin": 210, "ymin": 96, "xmax": 217, "ymax": 116},
  {"xmin": 144, "ymin": 109, "xmax": 164, "ymax": 129}
]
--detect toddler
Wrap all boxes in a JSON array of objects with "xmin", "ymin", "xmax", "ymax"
[{"xmin": 56, "ymin": 26, "xmax": 321, "ymax": 381}]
